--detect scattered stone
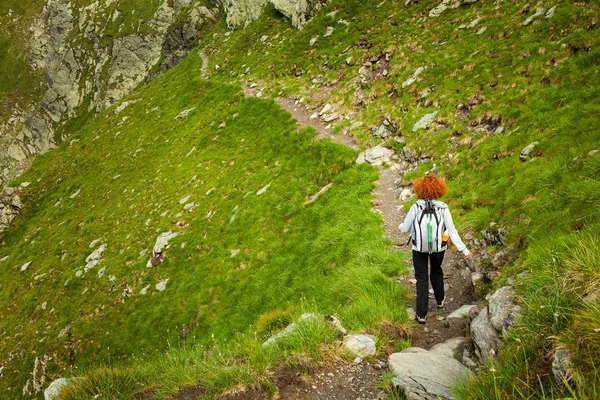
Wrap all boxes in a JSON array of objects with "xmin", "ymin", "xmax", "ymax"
[
  {"xmin": 324, "ymin": 26, "xmax": 334, "ymax": 37},
  {"xmin": 263, "ymin": 313, "xmax": 317, "ymax": 347},
  {"xmin": 305, "ymin": 183, "xmax": 333, "ymax": 205},
  {"xmin": 257, "ymin": 182, "xmax": 272, "ymax": 196},
  {"xmin": 402, "ymin": 66, "xmax": 427, "ymax": 88},
  {"xmin": 153, "ymin": 231, "xmax": 180, "ymax": 256},
  {"xmin": 476, "ymin": 27, "xmax": 487, "ymax": 35},
  {"xmin": 545, "ymin": 6, "xmax": 557, "ymax": 19},
  {"xmin": 412, "ymin": 111, "xmax": 439, "ymax": 132},
  {"xmin": 140, "ymin": 284, "xmax": 150, "ymax": 295},
  {"xmin": 523, "ymin": 8, "xmax": 546, "ymax": 26},
  {"xmin": 447, "ymin": 305, "xmax": 477, "ymax": 319},
  {"xmin": 179, "ymin": 194, "xmax": 191, "ymax": 205},
  {"xmin": 342, "ymin": 334, "xmax": 377, "ymax": 358},
  {"xmin": 21, "ymin": 261, "xmax": 32, "ymax": 272},
  {"xmin": 356, "ymin": 153, "xmax": 366, "ymax": 164},
  {"xmin": 364, "ymin": 145, "xmax": 393, "ymax": 166},
  {"xmin": 493, "ymin": 126, "xmax": 505, "ymax": 135},
  {"xmin": 44, "ymin": 377, "xmax": 71, "ymax": 400},
  {"xmin": 155, "ymin": 278, "xmax": 169, "ymax": 291},
  {"xmin": 175, "ymin": 107, "xmax": 196, "ymax": 119},
  {"xmin": 430, "ymin": 337, "xmax": 466, "ymax": 360},
  {"xmin": 89, "ymin": 237, "xmax": 103, "ymax": 248},
  {"xmin": 470, "ymin": 307, "xmax": 499, "ymax": 362},
  {"xmin": 69, "ymin": 189, "xmax": 81, "ymax": 199},
  {"xmin": 400, "ymin": 188, "xmax": 414, "ymax": 202},
  {"xmin": 471, "ymin": 272, "xmax": 483, "ymax": 288},
  {"xmin": 389, "ymin": 347, "xmax": 473, "ymax": 400},
  {"xmin": 97, "ymin": 267, "xmax": 106, "ymax": 278},
  {"xmin": 84, "ymin": 244, "xmax": 106, "ymax": 273},
  {"xmin": 429, "ymin": 2, "xmax": 449, "ymax": 18},
  {"xmin": 520, "ymin": 142, "xmax": 540, "ymax": 161}
]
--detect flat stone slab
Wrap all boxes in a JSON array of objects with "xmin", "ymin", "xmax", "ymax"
[
  {"xmin": 430, "ymin": 337, "xmax": 466, "ymax": 360},
  {"xmin": 389, "ymin": 347, "xmax": 472, "ymax": 400}
]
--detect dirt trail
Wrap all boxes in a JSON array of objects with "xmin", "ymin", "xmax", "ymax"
[{"xmin": 199, "ymin": 60, "xmax": 475, "ymax": 396}]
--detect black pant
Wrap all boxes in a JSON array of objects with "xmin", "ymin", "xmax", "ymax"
[{"xmin": 413, "ymin": 250, "xmax": 445, "ymax": 318}]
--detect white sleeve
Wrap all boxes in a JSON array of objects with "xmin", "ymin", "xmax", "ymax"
[
  {"xmin": 399, "ymin": 204, "xmax": 417, "ymax": 233},
  {"xmin": 443, "ymin": 208, "xmax": 470, "ymax": 255}
]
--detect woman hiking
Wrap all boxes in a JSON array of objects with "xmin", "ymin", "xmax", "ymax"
[{"xmin": 399, "ymin": 176, "xmax": 471, "ymax": 324}]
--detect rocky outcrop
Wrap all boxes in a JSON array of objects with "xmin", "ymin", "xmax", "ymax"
[
  {"xmin": 0, "ymin": 190, "xmax": 23, "ymax": 231},
  {"xmin": 2, "ymin": 0, "xmax": 216, "ymax": 222},
  {"xmin": 215, "ymin": 0, "xmax": 328, "ymax": 29},
  {"xmin": 270, "ymin": 0, "xmax": 329, "ymax": 29}
]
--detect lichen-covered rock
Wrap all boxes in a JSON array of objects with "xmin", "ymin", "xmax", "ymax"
[
  {"xmin": 412, "ymin": 111, "xmax": 439, "ymax": 132},
  {"xmin": 488, "ymin": 286, "xmax": 517, "ymax": 331},
  {"xmin": 44, "ymin": 377, "xmax": 71, "ymax": 400},
  {"xmin": 215, "ymin": 0, "xmax": 268, "ymax": 28},
  {"xmin": 470, "ymin": 307, "xmax": 500, "ymax": 362},
  {"xmin": 270, "ymin": 0, "xmax": 328, "ymax": 29}
]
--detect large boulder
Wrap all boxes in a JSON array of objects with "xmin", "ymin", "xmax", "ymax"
[
  {"xmin": 389, "ymin": 347, "xmax": 472, "ymax": 399},
  {"xmin": 214, "ymin": 0, "xmax": 268, "ymax": 28}
]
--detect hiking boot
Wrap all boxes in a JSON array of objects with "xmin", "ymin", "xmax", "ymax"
[
  {"xmin": 437, "ymin": 297, "xmax": 445, "ymax": 309},
  {"xmin": 415, "ymin": 315, "xmax": 426, "ymax": 324}
]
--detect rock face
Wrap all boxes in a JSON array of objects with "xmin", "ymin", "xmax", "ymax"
[
  {"xmin": 389, "ymin": 347, "xmax": 472, "ymax": 400},
  {"xmin": 488, "ymin": 286, "xmax": 521, "ymax": 333},
  {"xmin": 214, "ymin": 0, "xmax": 268, "ymax": 28},
  {"xmin": 2, "ymin": 0, "xmax": 216, "ymax": 192},
  {"xmin": 270, "ymin": 0, "xmax": 328, "ymax": 29},
  {"xmin": 0, "ymin": 192, "xmax": 23, "ymax": 232},
  {"xmin": 44, "ymin": 377, "xmax": 71, "ymax": 400}
]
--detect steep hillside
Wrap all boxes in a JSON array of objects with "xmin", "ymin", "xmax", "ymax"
[
  {"xmin": 0, "ymin": 52, "xmax": 408, "ymax": 398},
  {"xmin": 1, "ymin": 0, "xmax": 600, "ymax": 399},
  {"xmin": 0, "ymin": 0, "xmax": 217, "ymax": 192}
]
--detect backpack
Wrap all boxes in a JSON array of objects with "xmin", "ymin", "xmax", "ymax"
[{"xmin": 411, "ymin": 199, "xmax": 447, "ymax": 253}]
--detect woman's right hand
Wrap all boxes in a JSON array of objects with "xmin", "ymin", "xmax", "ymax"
[{"xmin": 465, "ymin": 251, "xmax": 472, "ymax": 260}]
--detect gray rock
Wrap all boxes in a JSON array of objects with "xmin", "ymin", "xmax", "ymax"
[
  {"xmin": 153, "ymin": 231, "xmax": 180, "ymax": 256},
  {"xmin": 523, "ymin": 9, "xmax": 546, "ymax": 26},
  {"xmin": 389, "ymin": 347, "xmax": 473, "ymax": 399},
  {"xmin": 471, "ymin": 272, "xmax": 483, "ymax": 287},
  {"xmin": 44, "ymin": 378, "xmax": 71, "ymax": 400},
  {"xmin": 429, "ymin": 2, "xmax": 449, "ymax": 18},
  {"xmin": 545, "ymin": 6, "xmax": 557, "ymax": 19},
  {"xmin": 412, "ymin": 111, "xmax": 439, "ymax": 132},
  {"xmin": 430, "ymin": 337, "xmax": 466, "ymax": 360},
  {"xmin": 263, "ymin": 313, "xmax": 317, "ymax": 347},
  {"xmin": 402, "ymin": 66, "xmax": 427, "ymax": 88},
  {"xmin": 84, "ymin": 243, "xmax": 106, "ymax": 273},
  {"xmin": 257, "ymin": 181, "xmax": 272, "ymax": 196},
  {"xmin": 519, "ymin": 142, "xmax": 539, "ymax": 162},
  {"xmin": 470, "ymin": 307, "xmax": 499, "ymax": 362},
  {"xmin": 364, "ymin": 145, "xmax": 393, "ymax": 166},
  {"xmin": 21, "ymin": 261, "xmax": 33, "ymax": 272},
  {"xmin": 356, "ymin": 153, "xmax": 366, "ymax": 164},
  {"xmin": 488, "ymin": 286, "xmax": 516, "ymax": 331},
  {"xmin": 447, "ymin": 305, "xmax": 477, "ymax": 319},
  {"xmin": 400, "ymin": 188, "xmax": 414, "ymax": 202},
  {"xmin": 175, "ymin": 107, "xmax": 196, "ymax": 119},
  {"xmin": 343, "ymin": 334, "xmax": 377, "ymax": 358},
  {"xmin": 155, "ymin": 278, "xmax": 169, "ymax": 291}
]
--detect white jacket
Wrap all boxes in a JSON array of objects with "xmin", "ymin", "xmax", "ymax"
[{"xmin": 399, "ymin": 199, "xmax": 470, "ymax": 255}]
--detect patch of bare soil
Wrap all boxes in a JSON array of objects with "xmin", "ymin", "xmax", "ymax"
[{"xmin": 274, "ymin": 361, "xmax": 388, "ymax": 400}]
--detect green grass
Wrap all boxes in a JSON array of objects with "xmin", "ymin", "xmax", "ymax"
[{"xmin": 0, "ymin": 51, "xmax": 409, "ymax": 396}]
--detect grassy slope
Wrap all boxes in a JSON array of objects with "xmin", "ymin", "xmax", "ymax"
[
  {"xmin": 0, "ymin": 51, "xmax": 408, "ymax": 397},
  {"xmin": 196, "ymin": 0, "xmax": 600, "ymax": 398}
]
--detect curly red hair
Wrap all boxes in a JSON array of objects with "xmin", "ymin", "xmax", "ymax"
[{"xmin": 413, "ymin": 176, "xmax": 448, "ymax": 200}]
